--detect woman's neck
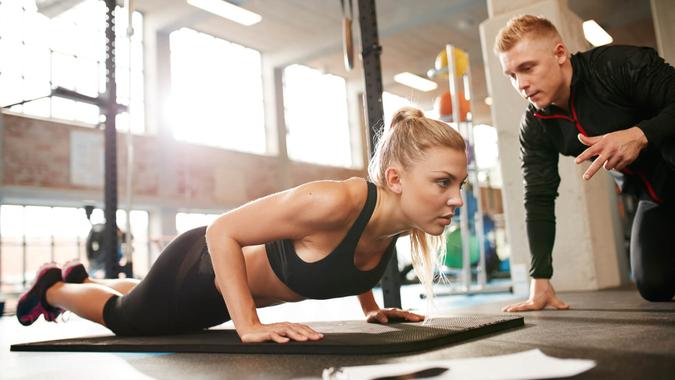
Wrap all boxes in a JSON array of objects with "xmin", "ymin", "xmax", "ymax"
[{"xmin": 364, "ymin": 185, "xmax": 411, "ymax": 240}]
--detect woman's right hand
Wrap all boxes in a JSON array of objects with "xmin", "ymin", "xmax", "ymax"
[{"xmin": 238, "ymin": 322, "xmax": 324, "ymax": 343}]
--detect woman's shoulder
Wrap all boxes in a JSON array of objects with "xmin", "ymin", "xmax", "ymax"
[{"xmin": 287, "ymin": 177, "xmax": 367, "ymax": 227}]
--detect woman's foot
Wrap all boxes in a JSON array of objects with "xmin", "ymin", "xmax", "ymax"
[
  {"xmin": 62, "ymin": 259, "xmax": 89, "ymax": 284},
  {"xmin": 16, "ymin": 263, "xmax": 64, "ymax": 326}
]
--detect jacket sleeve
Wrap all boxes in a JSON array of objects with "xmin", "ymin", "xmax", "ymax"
[
  {"xmin": 519, "ymin": 111, "xmax": 560, "ymax": 278},
  {"xmin": 619, "ymin": 47, "xmax": 675, "ymax": 148}
]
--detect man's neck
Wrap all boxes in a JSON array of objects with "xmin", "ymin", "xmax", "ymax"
[{"xmin": 550, "ymin": 60, "xmax": 574, "ymax": 112}]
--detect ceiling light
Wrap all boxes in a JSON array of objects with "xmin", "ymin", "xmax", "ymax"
[
  {"xmin": 187, "ymin": 0, "xmax": 262, "ymax": 26},
  {"xmin": 393, "ymin": 72, "xmax": 438, "ymax": 92},
  {"xmin": 582, "ymin": 20, "xmax": 613, "ymax": 47}
]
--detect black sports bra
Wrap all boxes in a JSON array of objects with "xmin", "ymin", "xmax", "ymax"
[{"xmin": 265, "ymin": 181, "xmax": 397, "ymax": 299}]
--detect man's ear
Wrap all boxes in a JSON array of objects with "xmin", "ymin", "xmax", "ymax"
[
  {"xmin": 384, "ymin": 166, "xmax": 403, "ymax": 194},
  {"xmin": 554, "ymin": 42, "xmax": 568, "ymax": 64}
]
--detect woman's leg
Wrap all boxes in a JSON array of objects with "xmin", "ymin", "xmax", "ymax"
[
  {"xmin": 99, "ymin": 226, "xmax": 230, "ymax": 335},
  {"xmin": 83, "ymin": 278, "xmax": 140, "ymax": 295},
  {"xmin": 45, "ymin": 282, "xmax": 121, "ymax": 325},
  {"xmin": 62, "ymin": 259, "xmax": 140, "ymax": 294},
  {"xmin": 630, "ymin": 200, "xmax": 675, "ymax": 301}
]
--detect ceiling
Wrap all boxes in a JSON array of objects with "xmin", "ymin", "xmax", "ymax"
[{"xmin": 133, "ymin": 0, "xmax": 656, "ymax": 124}]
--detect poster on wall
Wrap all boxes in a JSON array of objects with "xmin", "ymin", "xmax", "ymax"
[{"xmin": 70, "ymin": 130, "xmax": 104, "ymax": 187}]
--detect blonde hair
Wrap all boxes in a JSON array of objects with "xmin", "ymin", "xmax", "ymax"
[
  {"xmin": 494, "ymin": 14, "xmax": 561, "ymax": 53},
  {"xmin": 368, "ymin": 107, "xmax": 465, "ymax": 301}
]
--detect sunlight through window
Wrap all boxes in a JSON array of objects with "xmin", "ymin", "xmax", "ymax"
[
  {"xmin": 169, "ymin": 28, "xmax": 266, "ymax": 154},
  {"xmin": 282, "ymin": 64, "xmax": 351, "ymax": 167}
]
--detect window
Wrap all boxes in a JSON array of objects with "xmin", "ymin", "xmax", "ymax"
[
  {"xmin": 283, "ymin": 64, "xmax": 351, "ymax": 167},
  {"xmin": 0, "ymin": 205, "xmax": 150, "ymax": 292},
  {"xmin": 169, "ymin": 28, "xmax": 266, "ymax": 154},
  {"xmin": 175, "ymin": 212, "xmax": 220, "ymax": 234},
  {"xmin": 0, "ymin": 0, "xmax": 144, "ymax": 131}
]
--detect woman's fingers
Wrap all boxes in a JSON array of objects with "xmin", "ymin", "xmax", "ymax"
[
  {"xmin": 269, "ymin": 331, "xmax": 290, "ymax": 344},
  {"xmin": 292, "ymin": 323, "xmax": 324, "ymax": 340},
  {"xmin": 241, "ymin": 323, "xmax": 324, "ymax": 344}
]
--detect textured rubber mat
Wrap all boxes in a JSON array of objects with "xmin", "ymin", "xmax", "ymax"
[{"xmin": 11, "ymin": 315, "xmax": 523, "ymax": 354}]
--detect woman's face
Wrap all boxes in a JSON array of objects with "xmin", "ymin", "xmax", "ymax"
[{"xmin": 398, "ymin": 145, "xmax": 467, "ymax": 236}]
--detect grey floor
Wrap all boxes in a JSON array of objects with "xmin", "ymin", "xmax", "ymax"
[{"xmin": 1, "ymin": 285, "xmax": 674, "ymax": 380}]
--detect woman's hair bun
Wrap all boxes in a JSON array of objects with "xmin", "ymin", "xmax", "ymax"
[{"xmin": 390, "ymin": 106, "xmax": 424, "ymax": 129}]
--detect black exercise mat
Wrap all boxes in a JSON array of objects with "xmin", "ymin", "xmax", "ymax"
[{"xmin": 11, "ymin": 315, "xmax": 523, "ymax": 354}]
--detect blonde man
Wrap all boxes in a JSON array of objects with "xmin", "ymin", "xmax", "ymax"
[{"xmin": 495, "ymin": 15, "xmax": 675, "ymax": 311}]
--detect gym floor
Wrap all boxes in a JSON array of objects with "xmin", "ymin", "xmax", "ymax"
[{"xmin": 1, "ymin": 284, "xmax": 674, "ymax": 380}]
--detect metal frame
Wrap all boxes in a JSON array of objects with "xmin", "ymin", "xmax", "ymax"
[{"xmin": 357, "ymin": 0, "xmax": 401, "ymax": 308}]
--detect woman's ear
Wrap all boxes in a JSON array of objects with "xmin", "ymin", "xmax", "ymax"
[{"xmin": 384, "ymin": 167, "xmax": 403, "ymax": 194}]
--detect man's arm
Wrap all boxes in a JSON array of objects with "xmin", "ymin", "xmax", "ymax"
[
  {"xmin": 503, "ymin": 112, "xmax": 569, "ymax": 312},
  {"xmin": 623, "ymin": 47, "xmax": 675, "ymax": 148},
  {"xmin": 575, "ymin": 47, "xmax": 675, "ymax": 179},
  {"xmin": 519, "ymin": 111, "xmax": 560, "ymax": 279}
]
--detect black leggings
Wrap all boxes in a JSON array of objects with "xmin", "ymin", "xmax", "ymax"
[
  {"xmin": 102, "ymin": 226, "xmax": 230, "ymax": 336},
  {"xmin": 630, "ymin": 200, "xmax": 675, "ymax": 302}
]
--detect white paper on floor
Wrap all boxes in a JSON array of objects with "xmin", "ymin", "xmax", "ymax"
[{"xmin": 322, "ymin": 349, "xmax": 596, "ymax": 380}]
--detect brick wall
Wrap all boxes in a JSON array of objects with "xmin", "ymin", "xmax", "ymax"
[{"xmin": 0, "ymin": 112, "xmax": 366, "ymax": 210}]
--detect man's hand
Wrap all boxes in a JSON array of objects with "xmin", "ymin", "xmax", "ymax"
[
  {"xmin": 366, "ymin": 308, "xmax": 425, "ymax": 324},
  {"xmin": 575, "ymin": 127, "xmax": 648, "ymax": 180},
  {"xmin": 502, "ymin": 278, "xmax": 570, "ymax": 312},
  {"xmin": 238, "ymin": 322, "xmax": 324, "ymax": 344}
]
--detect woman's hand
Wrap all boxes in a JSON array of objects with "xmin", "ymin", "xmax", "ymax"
[
  {"xmin": 238, "ymin": 322, "xmax": 324, "ymax": 344},
  {"xmin": 366, "ymin": 308, "xmax": 425, "ymax": 324}
]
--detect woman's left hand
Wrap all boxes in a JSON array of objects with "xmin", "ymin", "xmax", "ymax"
[{"xmin": 366, "ymin": 308, "xmax": 425, "ymax": 324}]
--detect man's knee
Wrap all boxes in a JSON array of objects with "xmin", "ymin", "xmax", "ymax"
[{"xmin": 636, "ymin": 278, "xmax": 674, "ymax": 302}]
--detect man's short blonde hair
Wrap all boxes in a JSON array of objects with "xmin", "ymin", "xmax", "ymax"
[{"xmin": 494, "ymin": 15, "xmax": 561, "ymax": 53}]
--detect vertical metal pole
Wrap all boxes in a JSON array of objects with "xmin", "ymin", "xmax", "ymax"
[
  {"xmin": 50, "ymin": 234, "xmax": 55, "ymax": 263},
  {"xmin": 358, "ymin": 0, "xmax": 401, "ymax": 308},
  {"xmin": 464, "ymin": 59, "xmax": 488, "ymax": 288},
  {"xmin": 104, "ymin": 0, "xmax": 119, "ymax": 279},
  {"xmin": 447, "ymin": 44, "xmax": 472, "ymax": 291},
  {"xmin": 22, "ymin": 234, "xmax": 27, "ymax": 288}
]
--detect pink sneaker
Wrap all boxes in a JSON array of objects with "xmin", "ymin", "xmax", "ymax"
[
  {"xmin": 62, "ymin": 259, "xmax": 89, "ymax": 284},
  {"xmin": 16, "ymin": 263, "xmax": 64, "ymax": 326}
]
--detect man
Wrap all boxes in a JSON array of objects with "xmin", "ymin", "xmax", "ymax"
[{"xmin": 495, "ymin": 15, "xmax": 675, "ymax": 311}]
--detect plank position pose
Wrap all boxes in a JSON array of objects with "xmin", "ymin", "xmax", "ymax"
[
  {"xmin": 17, "ymin": 107, "xmax": 468, "ymax": 343},
  {"xmin": 495, "ymin": 15, "xmax": 675, "ymax": 311}
]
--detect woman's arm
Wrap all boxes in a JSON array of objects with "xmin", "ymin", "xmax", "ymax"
[{"xmin": 205, "ymin": 180, "xmax": 354, "ymax": 343}]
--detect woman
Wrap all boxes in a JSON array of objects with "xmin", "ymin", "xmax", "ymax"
[{"xmin": 17, "ymin": 107, "xmax": 468, "ymax": 343}]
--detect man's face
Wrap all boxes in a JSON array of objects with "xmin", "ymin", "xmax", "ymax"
[{"xmin": 499, "ymin": 36, "xmax": 567, "ymax": 109}]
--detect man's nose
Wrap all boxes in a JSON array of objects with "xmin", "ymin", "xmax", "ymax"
[{"xmin": 517, "ymin": 75, "xmax": 529, "ymax": 91}]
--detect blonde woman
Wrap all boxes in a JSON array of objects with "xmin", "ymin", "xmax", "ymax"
[{"xmin": 17, "ymin": 107, "xmax": 467, "ymax": 343}]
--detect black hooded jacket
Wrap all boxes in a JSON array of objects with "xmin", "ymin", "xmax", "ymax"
[{"xmin": 519, "ymin": 45, "xmax": 675, "ymax": 278}]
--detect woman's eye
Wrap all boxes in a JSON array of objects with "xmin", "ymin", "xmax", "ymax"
[{"xmin": 437, "ymin": 179, "xmax": 450, "ymax": 188}]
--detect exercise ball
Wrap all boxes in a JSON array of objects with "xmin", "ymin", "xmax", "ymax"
[
  {"xmin": 434, "ymin": 48, "xmax": 469, "ymax": 78},
  {"xmin": 444, "ymin": 227, "xmax": 480, "ymax": 268},
  {"xmin": 434, "ymin": 91, "xmax": 471, "ymax": 122}
]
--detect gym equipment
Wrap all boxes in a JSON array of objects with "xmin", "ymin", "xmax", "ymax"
[
  {"xmin": 430, "ymin": 47, "xmax": 469, "ymax": 79},
  {"xmin": 434, "ymin": 91, "xmax": 470, "ymax": 122},
  {"xmin": 431, "ymin": 45, "xmax": 511, "ymax": 297},
  {"xmin": 83, "ymin": 206, "xmax": 130, "ymax": 276},
  {"xmin": 10, "ymin": 315, "xmax": 524, "ymax": 354},
  {"xmin": 358, "ymin": 0, "xmax": 401, "ymax": 309}
]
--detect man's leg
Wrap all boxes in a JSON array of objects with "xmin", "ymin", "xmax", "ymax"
[{"xmin": 630, "ymin": 200, "xmax": 675, "ymax": 301}]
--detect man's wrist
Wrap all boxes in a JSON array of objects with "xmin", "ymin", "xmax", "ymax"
[{"xmin": 632, "ymin": 126, "xmax": 649, "ymax": 149}]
